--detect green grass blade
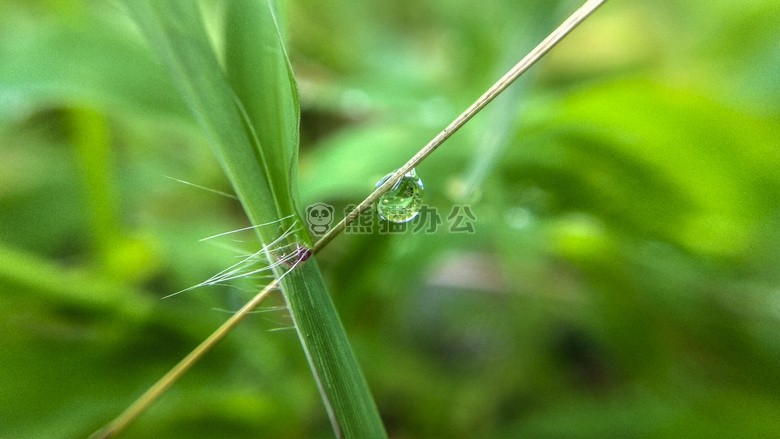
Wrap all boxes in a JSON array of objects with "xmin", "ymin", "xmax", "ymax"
[
  {"xmin": 121, "ymin": 0, "xmax": 286, "ymax": 243},
  {"xmin": 222, "ymin": 2, "xmax": 385, "ymax": 434},
  {"xmin": 224, "ymin": 0, "xmax": 302, "ymax": 230},
  {"xmin": 281, "ymin": 259, "xmax": 386, "ymax": 438},
  {"xmin": 120, "ymin": 1, "xmax": 386, "ymax": 436}
]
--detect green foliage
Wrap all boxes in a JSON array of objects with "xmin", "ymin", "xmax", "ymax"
[
  {"xmin": 1, "ymin": 0, "xmax": 779, "ymax": 438},
  {"xmin": 120, "ymin": 0, "xmax": 293, "ymax": 240},
  {"xmin": 116, "ymin": 0, "xmax": 384, "ymax": 436}
]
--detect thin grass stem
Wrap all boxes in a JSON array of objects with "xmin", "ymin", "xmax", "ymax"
[{"xmin": 313, "ymin": 0, "xmax": 608, "ymax": 253}]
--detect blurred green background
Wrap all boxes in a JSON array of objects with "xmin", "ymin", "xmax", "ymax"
[{"xmin": 2, "ymin": 0, "xmax": 780, "ymax": 438}]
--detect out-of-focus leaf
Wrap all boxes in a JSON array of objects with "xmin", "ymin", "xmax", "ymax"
[
  {"xmin": 515, "ymin": 78, "xmax": 780, "ymax": 257},
  {"xmin": 0, "ymin": 12, "xmax": 188, "ymax": 122}
]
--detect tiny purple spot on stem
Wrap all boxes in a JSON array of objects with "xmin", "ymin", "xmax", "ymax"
[
  {"xmin": 296, "ymin": 245, "xmax": 312, "ymax": 263},
  {"xmin": 277, "ymin": 244, "xmax": 312, "ymax": 267}
]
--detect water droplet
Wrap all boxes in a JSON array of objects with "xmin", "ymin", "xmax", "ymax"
[{"xmin": 375, "ymin": 168, "xmax": 424, "ymax": 223}]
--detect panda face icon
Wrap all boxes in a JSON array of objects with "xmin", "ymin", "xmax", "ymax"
[{"xmin": 306, "ymin": 203, "xmax": 335, "ymax": 236}]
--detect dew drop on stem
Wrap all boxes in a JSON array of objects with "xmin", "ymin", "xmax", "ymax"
[{"xmin": 375, "ymin": 168, "xmax": 424, "ymax": 223}]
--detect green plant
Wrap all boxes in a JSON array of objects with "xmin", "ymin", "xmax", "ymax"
[
  {"xmin": 2, "ymin": 0, "xmax": 780, "ymax": 438},
  {"xmin": 92, "ymin": 0, "xmax": 607, "ymax": 436},
  {"xmin": 93, "ymin": 0, "xmax": 384, "ymax": 437}
]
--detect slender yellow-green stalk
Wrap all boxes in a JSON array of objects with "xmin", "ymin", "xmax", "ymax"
[{"xmin": 313, "ymin": 0, "xmax": 609, "ymax": 253}]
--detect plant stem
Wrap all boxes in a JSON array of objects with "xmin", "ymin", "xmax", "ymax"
[{"xmin": 313, "ymin": 0, "xmax": 609, "ymax": 254}]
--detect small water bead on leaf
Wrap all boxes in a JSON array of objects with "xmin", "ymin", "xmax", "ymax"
[{"xmin": 375, "ymin": 168, "xmax": 424, "ymax": 223}]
